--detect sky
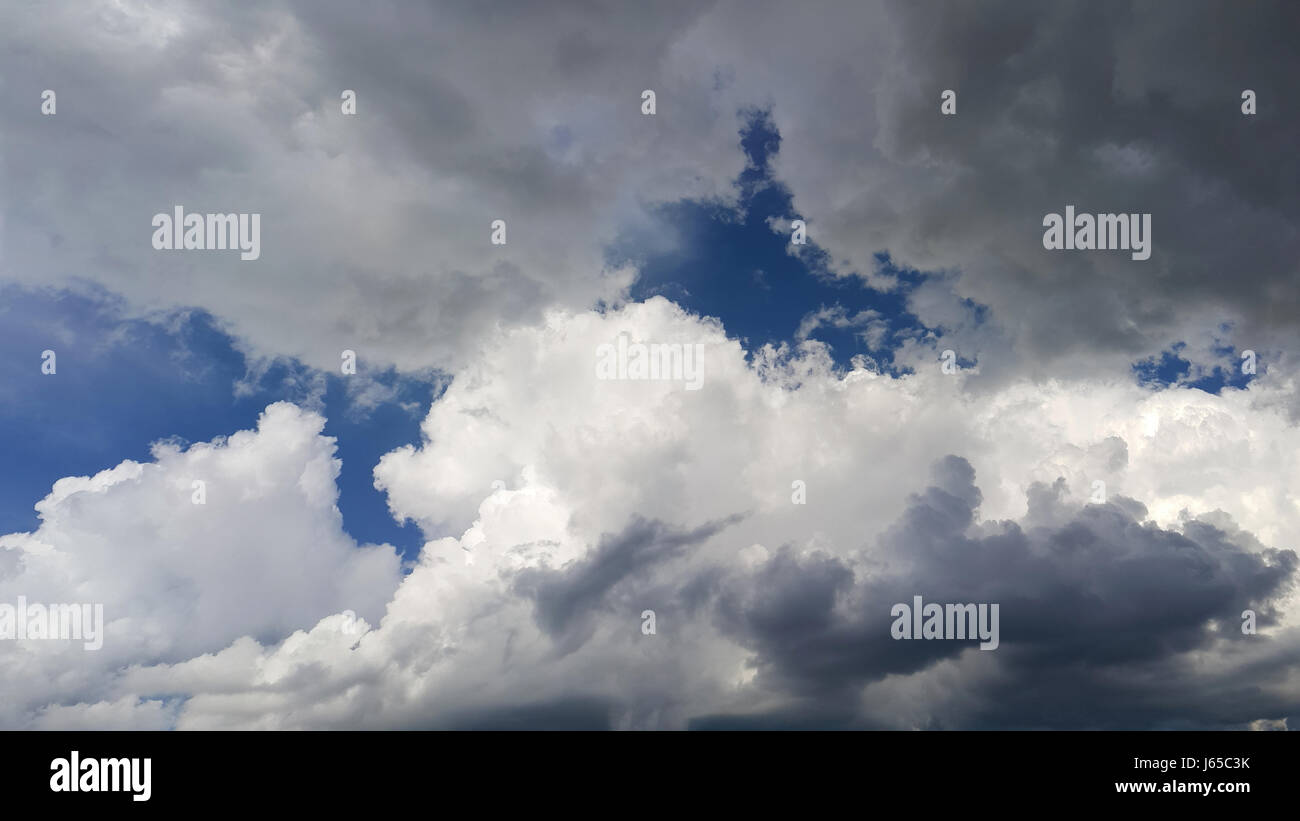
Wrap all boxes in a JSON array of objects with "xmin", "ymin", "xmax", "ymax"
[{"xmin": 0, "ymin": 0, "xmax": 1297, "ymax": 730}]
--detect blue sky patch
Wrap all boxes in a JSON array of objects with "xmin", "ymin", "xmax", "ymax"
[
  {"xmin": 609, "ymin": 111, "xmax": 934, "ymax": 375},
  {"xmin": 0, "ymin": 284, "xmax": 435, "ymax": 558}
]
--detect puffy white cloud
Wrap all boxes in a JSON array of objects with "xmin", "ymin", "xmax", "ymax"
[
  {"xmin": 375, "ymin": 298, "xmax": 1300, "ymax": 561},
  {"xmin": 0, "ymin": 402, "xmax": 400, "ymax": 728}
]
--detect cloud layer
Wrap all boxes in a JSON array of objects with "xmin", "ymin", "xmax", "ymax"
[
  {"xmin": 1, "ymin": 0, "xmax": 1297, "ymax": 729},
  {"xmin": 5, "ymin": 1, "xmax": 1296, "ymax": 380},
  {"xmin": 4, "ymin": 301, "xmax": 1296, "ymax": 729}
]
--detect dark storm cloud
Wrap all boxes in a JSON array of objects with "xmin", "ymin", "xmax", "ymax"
[
  {"xmin": 701, "ymin": 456, "xmax": 1298, "ymax": 728},
  {"xmin": 869, "ymin": 0, "xmax": 1300, "ymax": 362},
  {"xmin": 441, "ymin": 696, "xmax": 613, "ymax": 730},
  {"xmin": 956, "ymin": 635, "xmax": 1300, "ymax": 729},
  {"xmin": 688, "ymin": 706, "xmax": 872, "ymax": 731},
  {"xmin": 513, "ymin": 514, "xmax": 743, "ymax": 653}
]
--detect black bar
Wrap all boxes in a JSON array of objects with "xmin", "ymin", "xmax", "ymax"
[{"xmin": 5, "ymin": 730, "xmax": 1288, "ymax": 810}]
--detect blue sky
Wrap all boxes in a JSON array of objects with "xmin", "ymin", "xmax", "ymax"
[
  {"xmin": 1133, "ymin": 337, "xmax": 1258, "ymax": 393},
  {"xmin": 0, "ymin": 285, "xmax": 435, "ymax": 558},
  {"xmin": 613, "ymin": 111, "xmax": 931, "ymax": 375}
]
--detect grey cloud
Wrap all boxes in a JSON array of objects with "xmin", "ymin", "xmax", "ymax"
[
  {"xmin": 514, "ymin": 513, "xmax": 742, "ymax": 653},
  {"xmin": 702, "ymin": 456, "xmax": 1298, "ymax": 727},
  {"xmin": 8, "ymin": 0, "xmax": 1291, "ymax": 382},
  {"xmin": 440, "ymin": 696, "xmax": 613, "ymax": 731},
  {"xmin": 865, "ymin": 0, "xmax": 1299, "ymax": 370},
  {"xmin": 0, "ymin": 0, "xmax": 737, "ymax": 372}
]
